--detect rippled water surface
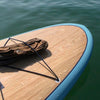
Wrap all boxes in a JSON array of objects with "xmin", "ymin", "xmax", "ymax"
[{"xmin": 0, "ymin": 0, "xmax": 100, "ymax": 100}]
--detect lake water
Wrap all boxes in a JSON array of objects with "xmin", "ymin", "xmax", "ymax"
[{"xmin": 0, "ymin": 0, "xmax": 100, "ymax": 100}]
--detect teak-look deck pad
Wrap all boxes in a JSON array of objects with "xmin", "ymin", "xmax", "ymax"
[{"xmin": 0, "ymin": 25, "xmax": 87, "ymax": 100}]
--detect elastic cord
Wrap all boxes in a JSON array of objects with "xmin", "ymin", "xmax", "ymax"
[{"xmin": 3, "ymin": 37, "xmax": 59, "ymax": 81}]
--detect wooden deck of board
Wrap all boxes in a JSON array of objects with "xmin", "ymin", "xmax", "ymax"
[{"xmin": 0, "ymin": 25, "xmax": 87, "ymax": 100}]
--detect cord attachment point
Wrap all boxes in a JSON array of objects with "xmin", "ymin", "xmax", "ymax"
[{"xmin": 0, "ymin": 82, "xmax": 4, "ymax": 90}]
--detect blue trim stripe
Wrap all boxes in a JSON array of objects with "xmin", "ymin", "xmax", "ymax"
[{"xmin": 46, "ymin": 23, "xmax": 93, "ymax": 100}]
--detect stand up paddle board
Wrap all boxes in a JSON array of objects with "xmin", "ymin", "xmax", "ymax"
[{"xmin": 0, "ymin": 23, "xmax": 93, "ymax": 100}]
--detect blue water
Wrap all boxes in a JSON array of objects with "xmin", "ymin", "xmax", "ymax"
[{"xmin": 0, "ymin": 0, "xmax": 100, "ymax": 100}]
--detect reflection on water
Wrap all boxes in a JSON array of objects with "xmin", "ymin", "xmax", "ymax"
[{"xmin": 0, "ymin": 0, "xmax": 100, "ymax": 100}]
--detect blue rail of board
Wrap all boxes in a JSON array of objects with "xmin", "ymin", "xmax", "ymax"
[{"xmin": 46, "ymin": 23, "xmax": 93, "ymax": 100}]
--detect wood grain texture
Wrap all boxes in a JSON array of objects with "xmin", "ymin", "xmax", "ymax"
[{"xmin": 0, "ymin": 25, "xmax": 87, "ymax": 100}]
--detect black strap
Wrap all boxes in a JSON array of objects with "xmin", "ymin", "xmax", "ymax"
[
  {"xmin": 3, "ymin": 37, "xmax": 59, "ymax": 81},
  {"xmin": 0, "ymin": 89, "xmax": 4, "ymax": 100},
  {"xmin": 3, "ymin": 65, "xmax": 58, "ymax": 81},
  {"xmin": 0, "ymin": 82, "xmax": 4, "ymax": 100}
]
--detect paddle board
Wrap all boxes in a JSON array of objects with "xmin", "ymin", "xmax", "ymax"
[{"xmin": 0, "ymin": 23, "xmax": 93, "ymax": 100}]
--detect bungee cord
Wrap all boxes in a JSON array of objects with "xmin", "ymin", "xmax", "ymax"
[
  {"xmin": 2, "ymin": 37, "xmax": 59, "ymax": 81},
  {"xmin": 0, "ymin": 82, "xmax": 4, "ymax": 100}
]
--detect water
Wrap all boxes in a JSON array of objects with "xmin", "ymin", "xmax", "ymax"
[{"xmin": 0, "ymin": 0, "xmax": 100, "ymax": 100}]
